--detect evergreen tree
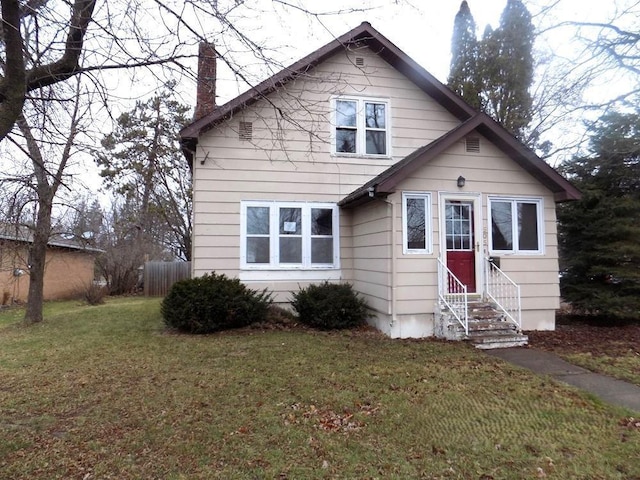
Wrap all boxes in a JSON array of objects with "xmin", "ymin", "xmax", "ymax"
[
  {"xmin": 448, "ymin": 0, "xmax": 534, "ymax": 142},
  {"xmin": 447, "ymin": 1, "xmax": 481, "ymax": 109},
  {"xmin": 558, "ymin": 111, "xmax": 640, "ymax": 320},
  {"xmin": 66, "ymin": 198, "xmax": 105, "ymax": 247},
  {"xmin": 480, "ymin": 0, "xmax": 534, "ymax": 141},
  {"xmin": 96, "ymin": 83, "xmax": 192, "ymax": 261}
]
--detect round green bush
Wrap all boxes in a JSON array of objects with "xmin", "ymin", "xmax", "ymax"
[
  {"xmin": 291, "ymin": 281, "xmax": 369, "ymax": 330},
  {"xmin": 161, "ymin": 272, "xmax": 272, "ymax": 334}
]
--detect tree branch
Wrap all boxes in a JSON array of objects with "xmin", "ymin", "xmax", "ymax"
[{"xmin": 25, "ymin": 0, "xmax": 96, "ymax": 91}]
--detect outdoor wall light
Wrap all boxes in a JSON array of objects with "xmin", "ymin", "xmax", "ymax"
[{"xmin": 457, "ymin": 175, "xmax": 466, "ymax": 188}]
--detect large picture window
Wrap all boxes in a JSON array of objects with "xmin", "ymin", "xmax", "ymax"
[
  {"xmin": 241, "ymin": 201, "xmax": 339, "ymax": 269},
  {"xmin": 402, "ymin": 192, "xmax": 432, "ymax": 254},
  {"xmin": 333, "ymin": 97, "xmax": 389, "ymax": 156},
  {"xmin": 488, "ymin": 197, "xmax": 544, "ymax": 254}
]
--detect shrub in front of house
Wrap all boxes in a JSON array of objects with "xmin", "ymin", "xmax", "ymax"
[
  {"xmin": 291, "ymin": 281, "xmax": 369, "ymax": 330},
  {"xmin": 161, "ymin": 272, "xmax": 273, "ymax": 334}
]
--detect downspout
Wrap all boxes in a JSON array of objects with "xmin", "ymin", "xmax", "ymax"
[
  {"xmin": 370, "ymin": 187, "xmax": 397, "ymax": 331},
  {"xmin": 389, "ymin": 198, "xmax": 398, "ymax": 330}
]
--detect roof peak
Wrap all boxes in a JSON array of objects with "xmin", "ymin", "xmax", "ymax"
[{"xmin": 181, "ymin": 21, "xmax": 475, "ymax": 145}]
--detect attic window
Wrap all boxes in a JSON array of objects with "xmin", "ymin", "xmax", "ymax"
[
  {"xmin": 239, "ymin": 121, "xmax": 253, "ymax": 141},
  {"xmin": 333, "ymin": 97, "xmax": 389, "ymax": 156},
  {"xmin": 465, "ymin": 137, "xmax": 480, "ymax": 153},
  {"xmin": 355, "ymin": 57, "xmax": 364, "ymax": 67}
]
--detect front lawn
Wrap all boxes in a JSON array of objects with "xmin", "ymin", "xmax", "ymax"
[{"xmin": 1, "ymin": 298, "xmax": 638, "ymax": 479}]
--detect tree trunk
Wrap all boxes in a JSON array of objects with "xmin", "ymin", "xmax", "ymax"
[
  {"xmin": 24, "ymin": 194, "xmax": 53, "ymax": 323},
  {"xmin": 0, "ymin": 0, "xmax": 27, "ymax": 140}
]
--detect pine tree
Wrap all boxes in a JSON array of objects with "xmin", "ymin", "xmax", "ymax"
[
  {"xmin": 448, "ymin": 0, "xmax": 535, "ymax": 142},
  {"xmin": 558, "ymin": 111, "xmax": 640, "ymax": 320},
  {"xmin": 448, "ymin": 1, "xmax": 481, "ymax": 109},
  {"xmin": 479, "ymin": 0, "xmax": 534, "ymax": 141},
  {"xmin": 96, "ymin": 82, "xmax": 193, "ymax": 261}
]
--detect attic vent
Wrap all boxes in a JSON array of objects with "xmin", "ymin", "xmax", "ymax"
[
  {"xmin": 239, "ymin": 121, "xmax": 253, "ymax": 141},
  {"xmin": 465, "ymin": 136, "xmax": 480, "ymax": 153},
  {"xmin": 355, "ymin": 57, "xmax": 364, "ymax": 67}
]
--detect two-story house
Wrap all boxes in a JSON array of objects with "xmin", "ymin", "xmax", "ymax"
[{"xmin": 180, "ymin": 22, "xmax": 579, "ymax": 342}]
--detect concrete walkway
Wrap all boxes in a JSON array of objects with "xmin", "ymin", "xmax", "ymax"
[{"xmin": 485, "ymin": 348, "xmax": 640, "ymax": 412}]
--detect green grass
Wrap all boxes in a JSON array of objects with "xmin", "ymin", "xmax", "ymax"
[
  {"xmin": 1, "ymin": 298, "xmax": 639, "ymax": 479},
  {"xmin": 562, "ymin": 352, "xmax": 640, "ymax": 386}
]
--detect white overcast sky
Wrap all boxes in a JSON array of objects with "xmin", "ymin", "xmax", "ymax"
[
  {"xmin": 212, "ymin": 0, "xmax": 511, "ymax": 103},
  {"xmin": 208, "ymin": 0, "xmax": 624, "ymax": 105}
]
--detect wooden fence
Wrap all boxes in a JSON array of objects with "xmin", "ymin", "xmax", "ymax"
[{"xmin": 144, "ymin": 261, "xmax": 191, "ymax": 296}]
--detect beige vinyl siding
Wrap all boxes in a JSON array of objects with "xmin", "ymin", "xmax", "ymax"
[
  {"xmin": 192, "ymin": 46, "xmax": 459, "ymax": 285},
  {"xmin": 350, "ymin": 201, "xmax": 391, "ymax": 315},
  {"xmin": 389, "ymin": 134, "xmax": 560, "ymax": 330},
  {"xmin": 388, "ymin": 190, "xmax": 439, "ymax": 317}
]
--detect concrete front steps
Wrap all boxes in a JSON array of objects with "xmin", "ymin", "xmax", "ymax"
[
  {"xmin": 436, "ymin": 300, "xmax": 528, "ymax": 349},
  {"xmin": 466, "ymin": 301, "xmax": 528, "ymax": 349}
]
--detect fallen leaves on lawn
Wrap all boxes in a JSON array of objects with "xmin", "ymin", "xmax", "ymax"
[
  {"xmin": 619, "ymin": 417, "xmax": 640, "ymax": 430},
  {"xmin": 282, "ymin": 402, "xmax": 380, "ymax": 433},
  {"xmin": 527, "ymin": 321, "xmax": 640, "ymax": 357}
]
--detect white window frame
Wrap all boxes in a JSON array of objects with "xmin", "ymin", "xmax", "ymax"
[
  {"xmin": 402, "ymin": 192, "xmax": 432, "ymax": 254},
  {"xmin": 240, "ymin": 201, "xmax": 340, "ymax": 270},
  {"xmin": 331, "ymin": 96, "xmax": 391, "ymax": 157},
  {"xmin": 487, "ymin": 196, "xmax": 544, "ymax": 255}
]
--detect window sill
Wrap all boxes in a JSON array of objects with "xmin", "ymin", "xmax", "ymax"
[
  {"xmin": 331, "ymin": 152, "xmax": 392, "ymax": 160},
  {"xmin": 239, "ymin": 269, "xmax": 343, "ymax": 282},
  {"xmin": 488, "ymin": 251, "xmax": 545, "ymax": 256}
]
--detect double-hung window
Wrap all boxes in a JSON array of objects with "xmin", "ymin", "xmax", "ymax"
[
  {"xmin": 488, "ymin": 197, "xmax": 544, "ymax": 254},
  {"xmin": 402, "ymin": 192, "xmax": 432, "ymax": 254},
  {"xmin": 241, "ymin": 201, "xmax": 339, "ymax": 269},
  {"xmin": 334, "ymin": 97, "xmax": 389, "ymax": 156}
]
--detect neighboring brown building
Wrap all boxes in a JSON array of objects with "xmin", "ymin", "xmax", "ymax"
[{"xmin": 0, "ymin": 228, "xmax": 101, "ymax": 304}]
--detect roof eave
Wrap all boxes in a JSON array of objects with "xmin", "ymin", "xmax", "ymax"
[
  {"xmin": 339, "ymin": 116, "xmax": 484, "ymax": 208},
  {"xmin": 474, "ymin": 120, "xmax": 582, "ymax": 202},
  {"xmin": 339, "ymin": 113, "xmax": 581, "ymax": 208},
  {"xmin": 180, "ymin": 23, "xmax": 374, "ymax": 141},
  {"xmin": 181, "ymin": 137, "xmax": 197, "ymax": 171}
]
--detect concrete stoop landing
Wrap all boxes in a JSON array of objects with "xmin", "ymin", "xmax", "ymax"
[{"xmin": 436, "ymin": 300, "xmax": 528, "ymax": 349}]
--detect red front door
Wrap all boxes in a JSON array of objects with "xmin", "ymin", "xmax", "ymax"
[{"xmin": 445, "ymin": 200, "xmax": 476, "ymax": 292}]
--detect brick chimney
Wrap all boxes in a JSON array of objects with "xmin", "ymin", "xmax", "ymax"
[{"xmin": 194, "ymin": 42, "xmax": 216, "ymax": 120}]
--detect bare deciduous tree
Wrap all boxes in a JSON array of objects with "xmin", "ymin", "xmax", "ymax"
[
  {"xmin": 0, "ymin": 0, "xmax": 388, "ymax": 143},
  {"xmin": 0, "ymin": 0, "xmax": 96, "ymax": 139},
  {"xmin": 0, "ymin": 0, "xmax": 398, "ymax": 325},
  {"xmin": 2, "ymin": 77, "xmax": 88, "ymax": 323},
  {"xmin": 531, "ymin": 0, "xmax": 640, "ymax": 162}
]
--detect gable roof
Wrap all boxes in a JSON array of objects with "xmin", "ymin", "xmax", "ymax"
[
  {"xmin": 179, "ymin": 21, "xmax": 476, "ymax": 162},
  {"xmin": 339, "ymin": 112, "xmax": 581, "ymax": 207},
  {"xmin": 181, "ymin": 21, "xmax": 579, "ymax": 204}
]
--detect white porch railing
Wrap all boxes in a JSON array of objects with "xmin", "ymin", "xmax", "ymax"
[
  {"xmin": 437, "ymin": 257, "xmax": 468, "ymax": 335},
  {"xmin": 484, "ymin": 258, "xmax": 521, "ymax": 329}
]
